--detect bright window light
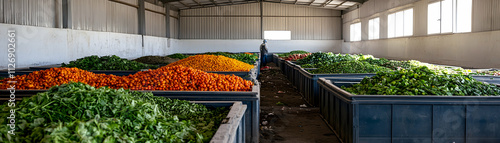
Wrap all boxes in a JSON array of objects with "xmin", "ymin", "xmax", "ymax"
[
  {"xmin": 428, "ymin": 0, "xmax": 471, "ymax": 34},
  {"xmin": 264, "ymin": 31, "xmax": 291, "ymax": 40},
  {"xmin": 388, "ymin": 14, "xmax": 395, "ymax": 38},
  {"xmin": 388, "ymin": 8, "xmax": 413, "ymax": 38},
  {"xmin": 441, "ymin": 0, "xmax": 453, "ymax": 33},
  {"xmin": 350, "ymin": 22, "xmax": 361, "ymax": 41},
  {"xmin": 428, "ymin": 2, "xmax": 441, "ymax": 34},
  {"xmin": 456, "ymin": 0, "xmax": 472, "ymax": 33},
  {"xmin": 369, "ymin": 18, "xmax": 380, "ymax": 40}
]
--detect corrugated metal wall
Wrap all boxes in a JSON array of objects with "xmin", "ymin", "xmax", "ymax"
[
  {"xmin": 71, "ymin": 0, "xmax": 107, "ymax": 32},
  {"xmin": 0, "ymin": 0, "xmax": 175, "ymax": 38},
  {"xmin": 179, "ymin": 2, "xmax": 341, "ymax": 40},
  {"xmin": 493, "ymin": 0, "xmax": 500, "ymax": 30},
  {"xmin": 472, "ymin": 0, "xmax": 492, "ymax": 32},
  {"xmin": 105, "ymin": 0, "xmax": 138, "ymax": 34},
  {"xmin": 170, "ymin": 10, "xmax": 179, "ymax": 39},
  {"xmin": 180, "ymin": 3, "xmax": 261, "ymax": 39},
  {"xmin": 471, "ymin": 0, "xmax": 500, "ymax": 32},
  {"xmin": 145, "ymin": 2, "xmax": 166, "ymax": 37},
  {"xmin": 263, "ymin": 2, "xmax": 341, "ymax": 40},
  {"xmin": 2, "ymin": 0, "xmax": 58, "ymax": 28},
  {"xmin": 71, "ymin": 0, "xmax": 138, "ymax": 34}
]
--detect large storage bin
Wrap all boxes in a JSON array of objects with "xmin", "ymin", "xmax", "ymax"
[
  {"xmin": 317, "ymin": 77, "xmax": 500, "ymax": 143},
  {"xmin": 0, "ymin": 84, "xmax": 261, "ymax": 143},
  {"xmin": 297, "ymin": 68, "xmax": 374, "ymax": 106},
  {"xmin": 0, "ymin": 97, "xmax": 247, "ymax": 143}
]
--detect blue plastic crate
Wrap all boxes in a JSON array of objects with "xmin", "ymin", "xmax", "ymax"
[
  {"xmin": 318, "ymin": 77, "xmax": 500, "ymax": 143},
  {"xmin": 297, "ymin": 68, "xmax": 375, "ymax": 106}
]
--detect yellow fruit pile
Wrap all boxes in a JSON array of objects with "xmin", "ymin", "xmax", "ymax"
[{"xmin": 167, "ymin": 55, "xmax": 255, "ymax": 72}]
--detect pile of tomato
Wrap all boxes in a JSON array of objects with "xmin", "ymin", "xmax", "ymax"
[
  {"xmin": 0, "ymin": 66, "xmax": 253, "ymax": 91},
  {"xmin": 167, "ymin": 55, "xmax": 255, "ymax": 72}
]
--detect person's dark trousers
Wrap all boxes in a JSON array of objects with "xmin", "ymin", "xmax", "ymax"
[{"xmin": 261, "ymin": 54, "xmax": 267, "ymax": 67}]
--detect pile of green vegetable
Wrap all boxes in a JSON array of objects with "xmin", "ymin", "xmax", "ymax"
[
  {"xmin": 277, "ymin": 50, "xmax": 310, "ymax": 58},
  {"xmin": 362, "ymin": 58, "xmax": 419, "ymax": 70},
  {"xmin": 0, "ymin": 82, "xmax": 228, "ymax": 142},
  {"xmin": 61, "ymin": 55, "xmax": 158, "ymax": 70},
  {"xmin": 343, "ymin": 67, "xmax": 500, "ymax": 96},
  {"xmin": 167, "ymin": 53, "xmax": 190, "ymax": 59},
  {"xmin": 133, "ymin": 56, "xmax": 180, "ymax": 65},
  {"xmin": 298, "ymin": 52, "xmax": 359, "ymax": 68},
  {"xmin": 311, "ymin": 60, "xmax": 392, "ymax": 74}
]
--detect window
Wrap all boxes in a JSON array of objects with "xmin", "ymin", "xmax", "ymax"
[
  {"xmin": 428, "ymin": 0, "xmax": 472, "ymax": 34},
  {"xmin": 368, "ymin": 18, "xmax": 380, "ymax": 40},
  {"xmin": 350, "ymin": 22, "xmax": 361, "ymax": 41},
  {"xmin": 388, "ymin": 9, "xmax": 413, "ymax": 38},
  {"xmin": 264, "ymin": 31, "xmax": 291, "ymax": 40}
]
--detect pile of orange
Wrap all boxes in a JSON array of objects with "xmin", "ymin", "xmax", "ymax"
[
  {"xmin": 167, "ymin": 55, "xmax": 254, "ymax": 72},
  {"xmin": 0, "ymin": 66, "xmax": 253, "ymax": 91}
]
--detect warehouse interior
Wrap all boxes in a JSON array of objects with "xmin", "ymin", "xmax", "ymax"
[
  {"xmin": 1, "ymin": 0, "xmax": 500, "ymax": 142},
  {"xmin": 3, "ymin": 0, "xmax": 497, "ymax": 69}
]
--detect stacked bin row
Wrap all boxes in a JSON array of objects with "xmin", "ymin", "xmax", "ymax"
[
  {"xmin": 0, "ymin": 53, "xmax": 262, "ymax": 143},
  {"xmin": 317, "ymin": 77, "xmax": 500, "ymax": 143},
  {"xmin": 0, "ymin": 82, "xmax": 261, "ymax": 143},
  {"xmin": 0, "ymin": 96, "xmax": 248, "ymax": 143}
]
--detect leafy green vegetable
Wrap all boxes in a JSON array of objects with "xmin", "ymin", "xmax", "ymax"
[
  {"xmin": 311, "ymin": 60, "xmax": 392, "ymax": 74},
  {"xmin": 61, "ymin": 55, "xmax": 158, "ymax": 70},
  {"xmin": 296, "ymin": 52, "xmax": 358, "ymax": 68},
  {"xmin": 342, "ymin": 66, "xmax": 500, "ymax": 96},
  {"xmin": 167, "ymin": 53, "xmax": 190, "ymax": 59},
  {"xmin": 362, "ymin": 58, "xmax": 419, "ymax": 70},
  {"xmin": 0, "ymin": 82, "xmax": 228, "ymax": 142},
  {"xmin": 277, "ymin": 50, "xmax": 310, "ymax": 58}
]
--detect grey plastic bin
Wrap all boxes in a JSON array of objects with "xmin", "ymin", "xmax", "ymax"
[
  {"xmin": 318, "ymin": 77, "xmax": 500, "ymax": 143},
  {"xmin": 0, "ymin": 84, "xmax": 261, "ymax": 143}
]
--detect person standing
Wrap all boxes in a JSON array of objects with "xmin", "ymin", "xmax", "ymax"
[{"xmin": 260, "ymin": 39, "xmax": 268, "ymax": 67}]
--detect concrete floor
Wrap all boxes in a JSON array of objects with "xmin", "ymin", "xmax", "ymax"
[{"xmin": 259, "ymin": 63, "xmax": 341, "ymax": 143}]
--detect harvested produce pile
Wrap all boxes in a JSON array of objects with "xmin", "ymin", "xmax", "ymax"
[
  {"xmin": 0, "ymin": 66, "xmax": 253, "ymax": 91},
  {"xmin": 471, "ymin": 70, "xmax": 500, "ymax": 76},
  {"xmin": 277, "ymin": 50, "xmax": 309, "ymax": 58},
  {"xmin": 298, "ymin": 52, "xmax": 358, "ymax": 68},
  {"xmin": 167, "ymin": 53, "xmax": 189, "ymax": 59},
  {"xmin": 362, "ymin": 58, "xmax": 419, "ymax": 70},
  {"xmin": 0, "ymin": 82, "xmax": 228, "ymax": 142},
  {"xmin": 203, "ymin": 52, "xmax": 258, "ymax": 64},
  {"xmin": 284, "ymin": 53, "xmax": 312, "ymax": 61},
  {"xmin": 62, "ymin": 55, "xmax": 158, "ymax": 70},
  {"xmin": 167, "ymin": 55, "xmax": 255, "ymax": 72},
  {"xmin": 343, "ymin": 67, "xmax": 500, "ymax": 96},
  {"xmin": 311, "ymin": 60, "xmax": 392, "ymax": 74},
  {"xmin": 133, "ymin": 56, "xmax": 180, "ymax": 65}
]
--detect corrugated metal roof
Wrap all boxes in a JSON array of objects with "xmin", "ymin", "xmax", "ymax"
[{"xmin": 167, "ymin": 0, "xmax": 362, "ymax": 10}]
